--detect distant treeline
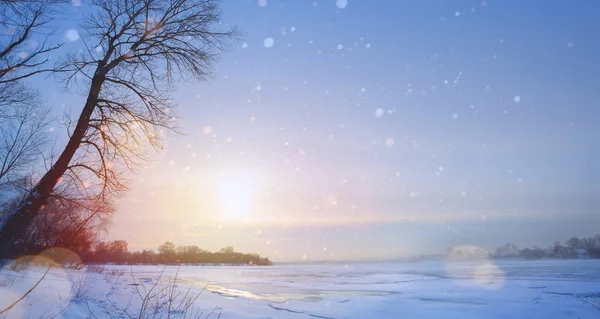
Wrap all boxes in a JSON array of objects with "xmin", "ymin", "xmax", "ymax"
[
  {"xmin": 78, "ymin": 241, "xmax": 272, "ymax": 266},
  {"xmin": 412, "ymin": 234, "xmax": 600, "ymax": 262},
  {"xmin": 493, "ymin": 234, "xmax": 600, "ymax": 260}
]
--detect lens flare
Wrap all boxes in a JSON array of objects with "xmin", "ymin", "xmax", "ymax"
[{"xmin": 444, "ymin": 245, "xmax": 505, "ymax": 291}]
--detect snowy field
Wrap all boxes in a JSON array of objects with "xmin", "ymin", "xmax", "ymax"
[{"xmin": 1, "ymin": 259, "xmax": 600, "ymax": 318}]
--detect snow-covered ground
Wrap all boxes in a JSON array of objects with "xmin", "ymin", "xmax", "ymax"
[{"xmin": 1, "ymin": 259, "xmax": 599, "ymax": 318}]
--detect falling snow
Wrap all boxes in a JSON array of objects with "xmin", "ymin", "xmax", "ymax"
[
  {"xmin": 336, "ymin": 0, "xmax": 348, "ymax": 9},
  {"xmin": 385, "ymin": 138, "xmax": 395, "ymax": 147},
  {"xmin": 264, "ymin": 37, "xmax": 274, "ymax": 48},
  {"xmin": 65, "ymin": 29, "xmax": 79, "ymax": 41},
  {"xmin": 8, "ymin": 4, "xmax": 596, "ymax": 317}
]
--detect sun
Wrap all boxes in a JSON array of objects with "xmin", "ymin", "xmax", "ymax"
[{"xmin": 217, "ymin": 172, "xmax": 255, "ymax": 220}]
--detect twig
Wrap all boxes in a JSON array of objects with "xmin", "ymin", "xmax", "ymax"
[
  {"xmin": 42, "ymin": 299, "xmax": 73, "ymax": 319},
  {"xmin": 204, "ymin": 306, "xmax": 219, "ymax": 319},
  {"xmin": 86, "ymin": 301, "xmax": 100, "ymax": 319},
  {"xmin": 0, "ymin": 265, "xmax": 51, "ymax": 315},
  {"xmin": 138, "ymin": 266, "xmax": 166, "ymax": 318},
  {"xmin": 167, "ymin": 264, "xmax": 181, "ymax": 318}
]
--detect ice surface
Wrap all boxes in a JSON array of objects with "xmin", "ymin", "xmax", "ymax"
[{"xmin": 1, "ymin": 260, "xmax": 599, "ymax": 318}]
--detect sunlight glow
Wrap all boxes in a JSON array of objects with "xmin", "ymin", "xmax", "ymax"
[{"xmin": 218, "ymin": 172, "xmax": 256, "ymax": 220}]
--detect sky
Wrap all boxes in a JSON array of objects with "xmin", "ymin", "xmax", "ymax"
[{"xmin": 33, "ymin": 0, "xmax": 600, "ymax": 261}]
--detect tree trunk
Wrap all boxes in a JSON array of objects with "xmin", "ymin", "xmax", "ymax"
[{"xmin": 0, "ymin": 73, "xmax": 105, "ymax": 258}]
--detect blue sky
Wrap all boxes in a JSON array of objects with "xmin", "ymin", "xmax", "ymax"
[{"xmin": 31, "ymin": 0, "xmax": 600, "ymax": 261}]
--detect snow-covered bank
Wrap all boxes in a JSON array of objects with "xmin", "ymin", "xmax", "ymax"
[{"xmin": 1, "ymin": 260, "xmax": 599, "ymax": 318}]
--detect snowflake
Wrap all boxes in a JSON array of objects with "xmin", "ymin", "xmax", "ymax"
[
  {"xmin": 65, "ymin": 29, "xmax": 80, "ymax": 42},
  {"xmin": 264, "ymin": 38, "xmax": 274, "ymax": 48},
  {"xmin": 513, "ymin": 96, "xmax": 521, "ymax": 103},
  {"xmin": 336, "ymin": 0, "xmax": 347, "ymax": 9}
]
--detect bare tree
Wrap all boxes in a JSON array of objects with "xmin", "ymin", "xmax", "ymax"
[
  {"xmin": 0, "ymin": 0, "xmax": 64, "ymax": 84},
  {"xmin": 0, "ymin": 0, "xmax": 237, "ymax": 257},
  {"xmin": 0, "ymin": 91, "xmax": 50, "ymax": 195},
  {"xmin": 0, "ymin": 0, "xmax": 64, "ymax": 191},
  {"xmin": 26, "ymin": 179, "xmax": 114, "ymax": 251},
  {"xmin": 0, "ymin": 171, "xmax": 113, "ymax": 257},
  {"xmin": 0, "ymin": 0, "xmax": 63, "ymax": 210}
]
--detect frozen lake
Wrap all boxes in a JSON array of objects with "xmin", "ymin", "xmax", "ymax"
[{"xmin": 1, "ymin": 259, "xmax": 600, "ymax": 318}]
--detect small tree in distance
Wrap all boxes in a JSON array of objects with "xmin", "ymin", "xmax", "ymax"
[
  {"xmin": 158, "ymin": 241, "xmax": 176, "ymax": 263},
  {"xmin": 566, "ymin": 237, "xmax": 583, "ymax": 249}
]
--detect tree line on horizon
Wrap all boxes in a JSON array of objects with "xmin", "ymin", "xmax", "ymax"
[
  {"xmin": 0, "ymin": 195, "xmax": 273, "ymax": 265},
  {"xmin": 413, "ymin": 234, "xmax": 600, "ymax": 262},
  {"xmin": 7, "ymin": 239, "xmax": 272, "ymax": 266},
  {"xmin": 492, "ymin": 234, "xmax": 600, "ymax": 260},
  {"xmin": 85, "ymin": 241, "xmax": 273, "ymax": 266}
]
